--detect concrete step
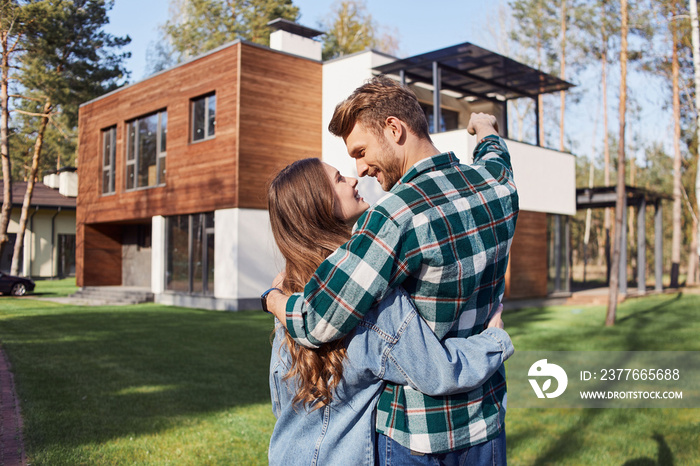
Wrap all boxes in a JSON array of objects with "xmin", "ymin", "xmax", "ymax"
[{"xmin": 70, "ymin": 286, "xmax": 154, "ymax": 305}]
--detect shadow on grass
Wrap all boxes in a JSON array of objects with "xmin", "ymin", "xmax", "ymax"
[
  {"xmin": 505, "ymin": 293, "xmax": 696, "ymax": 464},
  {"xmin": 0, "ymin": 305, "xmax": 275, "ymax": 452},
  {"xmin": 616, "ymin": 293, "xmax": 683, "ymax": 327},
  {"xmin": 503, "ymin": 292, "xmax": 699, "ymax": 351},
  {"xmin": 622, "ymin": 433, "xmax": 675, "ymax": 466},
  {"xmin": 507, "ymin": 409, "xmax": 600, "ymax": 464},
  {"xmin": 509, "ymin": 411, "xmax": 676, "ymax": 465}
]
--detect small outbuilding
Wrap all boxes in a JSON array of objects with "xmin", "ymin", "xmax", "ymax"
[{"xmin": 0, "ymin": 168, "xmax": 77, "ymax": 277}]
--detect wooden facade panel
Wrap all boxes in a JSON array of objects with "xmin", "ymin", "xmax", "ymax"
[
  {"xmin": 80, "ymin": 223, "xmax": 122, "ymax": 286},
  {"xmin": 238, "ymin": 44, "xmax": 322, "ymax": 209},
  {"xmin": 507, "ymin": 210, "xmax": 548, "ymax": 299},
  {"xmin": 77, "ymin": 44, "xmax": 241, "ymax": 226},
  {"xmin": 76, "ymin": 41, "xmax": 323, "ymax": 284}
]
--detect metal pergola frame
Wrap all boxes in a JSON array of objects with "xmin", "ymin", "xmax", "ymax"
[
  {"xmin": 576, "ymin": 186, "xmax": 671, "ymax": 294},
  {"xmin": 374, "ymin": 42, "xmax": 574, "ymax": 144}
]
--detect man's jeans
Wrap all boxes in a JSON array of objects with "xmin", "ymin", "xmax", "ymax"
[{"xmin": 377, "ymin": 429, "xmax": 506, "ymax": 466}]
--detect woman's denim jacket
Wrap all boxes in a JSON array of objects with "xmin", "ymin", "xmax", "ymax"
[{"xmin": 268, "ymin": 288, "xmax": 514, "ymax": 465}]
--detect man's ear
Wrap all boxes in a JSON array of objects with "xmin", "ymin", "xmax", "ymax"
[{"xmin": 385, "ymin": 116, "xmax": 404, "ymax": 143}]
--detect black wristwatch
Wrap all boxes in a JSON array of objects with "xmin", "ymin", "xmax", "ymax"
[{"xmin": 261, "ymin": 287, "xmax": 283, "ymax": 314}]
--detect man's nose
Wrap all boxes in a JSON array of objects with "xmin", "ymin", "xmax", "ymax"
[{"xmin": 356, "ymin": 159, "xmax": 369, "ymax": 177}]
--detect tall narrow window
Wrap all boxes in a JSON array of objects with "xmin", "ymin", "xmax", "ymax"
[
  {"xmin": 191, "ymin": 93, "xmax": 216, "ymax": 142},
  {"xmin": 126, "ymin": 110, "xmax": 167, "ymax": 190},
  {"xmin": 57, "ymin": 234, "xmax": 76, "ymax": 277},
  {"xmin": 102, "ymin": 126, "xmax": 116, "ymax": 194},
  {"xmin": 166, "ymin": 212, "xmax": 215, "ymax": 295}
]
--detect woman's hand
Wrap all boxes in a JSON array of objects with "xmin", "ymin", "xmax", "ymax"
[{"xmin": 486, "ymin": 304, "xmax": 504, "ymax": 330}]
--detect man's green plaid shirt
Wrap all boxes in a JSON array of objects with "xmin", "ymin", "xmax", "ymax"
[{"xmin": 285, "ymin": 136, "xmax": 519, "ymax": 454}]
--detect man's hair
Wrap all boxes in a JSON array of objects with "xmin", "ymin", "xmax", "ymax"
[{"xmin": 328, "ymin": 75, "xmax": 431, "ymax": 141}]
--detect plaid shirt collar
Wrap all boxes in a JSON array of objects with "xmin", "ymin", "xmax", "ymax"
[{"xmin": 395, "ymin": 152, "xmax": 460, "ymax": 187}]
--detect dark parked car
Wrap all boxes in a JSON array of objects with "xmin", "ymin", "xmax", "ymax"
[{"xmin": 0, "ymin": 272, "xmax": 35, "ymax": 296}]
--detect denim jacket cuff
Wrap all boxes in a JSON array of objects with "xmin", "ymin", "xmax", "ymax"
[{"xmin": 482, "ymin": 327, "xmax": 515, "ymax": 361}]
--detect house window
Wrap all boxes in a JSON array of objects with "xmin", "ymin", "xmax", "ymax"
[
  {"xmin": 102, "ymin": 126, "xmax": 116, "ymax": 194},
  {"xmin": 126, "ymin": 110, "xmax": 167, "ymax": 190},
  {"xmin": 57, "ymin": 234, "xmax": 76, "ymax": 277},
  {"xmin": 191, "ymin": 93, "xmax": 216, "ymax": 142},
  {"xmin": 165, "ymin": 212, "xmax": 215, "ymax": 295},
  {"xmin": 420, "ymin": 103, "xmax": 459, "ymax": 133}
]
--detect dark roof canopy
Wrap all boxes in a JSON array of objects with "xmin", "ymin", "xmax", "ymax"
[
  {"xmin": 374, "ymin": 42, "xmax": 574, "ymax": 102},
  {"xmin": 0, "ymin": 181, "xmax": 76, "ymax": 210},
  {"xmin": 576, "ymin": 186, "xmax": 670, "ymax": 210},
  {"xmin": 267, "ymin": 18, "xmax": 323, "ymax": 39}
]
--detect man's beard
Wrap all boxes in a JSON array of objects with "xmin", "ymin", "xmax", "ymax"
[{"xmin": 377, "ymin": 136, "xmax": 403, "ymax": 191}]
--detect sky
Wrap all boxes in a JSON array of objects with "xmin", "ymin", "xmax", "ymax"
[
  {"xmin": 104, "ymin": 0, "xmax": 503, "ymax": 82},
  {"xmin": 103, "ymin": 0, "xmax": 672, "ymax": 162}
]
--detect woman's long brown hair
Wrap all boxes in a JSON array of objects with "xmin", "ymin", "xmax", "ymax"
[{"xmin": 268, "ymin": 158, "xmax": 353, "ymax": 409}]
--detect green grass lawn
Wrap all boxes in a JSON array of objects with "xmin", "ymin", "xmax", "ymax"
[
  {"xmin": 504, "ymin": 293, "xmax": 700, "ymax": 465},
  {"xmin": 0, "ymin": 282, "xmax": 698, "ymax": 464},
  {"xmin": 29, "ymin": 277, "xmax": 79, "ymax": 298}
]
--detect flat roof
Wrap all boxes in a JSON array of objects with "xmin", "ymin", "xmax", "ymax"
[
  {"xmin": 374, "ymin": 42, "xmax": 574, "ymax": 101},
  {"xmin": 576, "ymin": 186, "xmax": 670, "ymax": 210},
  {"xmin": 267, "ymin": 18, "xmax": 324, "ymax": 38}
]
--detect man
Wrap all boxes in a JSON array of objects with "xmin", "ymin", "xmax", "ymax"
[{"xmin": 265, "ymin": 76, "xmax": 518, "ymax": 464}]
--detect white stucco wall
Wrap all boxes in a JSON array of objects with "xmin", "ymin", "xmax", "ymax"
[
  {"xmin": 269, "ymin": 30, "xmax": 322, "ymax": 61},
  {"xmin": 213, "ymin": 208, "xmax": 280, "ymax": 308},
  {"xmin": 236, "ymin": 209, "xmax": 281, "ymax": 298},
  {"xmin": 431, "ymin": 129, "xmax": 474, "ymax": 160},
  {"xmin": 42, "ymin": 171, "xmax": 77, "ymax": 197},
  {"xmin": 322, "ymin": 50, "xmax": 576, "ymax": 216},
  {"xmin": 151, "ymin": 216, "xmax": 166, "ymax": 294},
  {"xmin": 214, "ymin": 208, "xmax": 239, "ymax": 300},
  {"xmin": 322, "ymin": 50, "xmax": 397, "ymax": 206},
  {"xmin": 431, "ymin": 130, "xmax": 576, "ymax": 216},
  {"xmin": 58, "ymin": 171, "xmax": 78, "ymax": 197},
  {"xmin": 507, "ymin": 140, "xmax": 576, "ymax": 216},
  {"xmin": 152, "ymin": 209, "xmax": 279, "ymax": 311},
  {"xmin": 6, "ymin": 209, "xmax": 75, "ymax": 277}
]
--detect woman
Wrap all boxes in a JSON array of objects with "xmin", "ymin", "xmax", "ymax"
[{"xmin": 267, "ymin": 158, "xmax": 513, "ymax": 465}]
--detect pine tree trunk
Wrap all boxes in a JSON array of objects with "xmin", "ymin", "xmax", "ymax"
[
  {"xmin": 559, "ymin": 0, "xmax": 567, "ymax": 152},
  {"xmin": 629, "ymin": 156, "xmax": 636, "ymax": 282},
  {"xmin": 688, "ymin": 216, "xmax": 698, "ymax": 285},
  {"xmin": 584, "ymin": 162, "xmax": 594, "ymax": 283},
  {"xmin": 607, "ymin": 0, "xmax": 628, "ymax": 327},
  {"xmin": 0, "ymin": 29, "xmax": 12, "ymax": 260},
  {"xmin": 689, "ymin": 0, "xmax": 700, "ymax": 286},
  {"xmin": 602, "ymin": 41, "xmax": 612, "ymax": 285},
  {"xmin": 538, "ymin": 94, "xmax": 545, "ymax": 146},
  {"xmin": 10, "ymin": 100, "xmax": 51, "ymax": 276},
  {"xmin": 670, "ymin": 14, "xmax": 682, "ymax": 288},
  {"xmin": 536, "ymin": 29, "xmax": 545, "ymax": 147},
  {"xmin": 597, "ymin": 222, "xmax": 606, "ymax": 267}
]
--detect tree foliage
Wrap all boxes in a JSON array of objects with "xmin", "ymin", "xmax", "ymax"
[
  {"xmin": 0, "ymin": 0, "xmax": 32, "ymax": 257},
  {"xmin": 505, "ymin": 0, "xmax": 699, "ymax": 292},
  {"xmin": 160, "ymin": 0, "xmax": 299, "ymax": 64},
  {"xmin": 509, "ymin": 0, "xmax": 560, "ymax": 70},
  {"xmin": 9, "ymin": 0, "xmax": 130, "ymax": 174},
  {"xmin": 321, "ymin": 0, "xmax": 397, "ymax": 61},
  {"xmin": 0, "ymin": 0, "xmax": 130, "ymax": 274}
]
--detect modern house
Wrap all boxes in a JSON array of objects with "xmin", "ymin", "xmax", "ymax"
[
  {"xmin": 76, "ymin": 19, "xmax": 575, "ymax": 310},
  {"xmin": 0, "ymin": 168, "xmax": 77, "ymax": 277},
  {"xmin": 321, "ymin": 42, "xmax": 575, "ymax": 300}
]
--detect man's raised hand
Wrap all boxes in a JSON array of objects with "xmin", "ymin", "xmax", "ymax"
[{"xmin": 467, "ymin": 113, "xmax": 499, "ymax": 140}]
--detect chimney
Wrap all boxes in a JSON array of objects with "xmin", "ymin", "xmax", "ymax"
[{"xmin": 267, "ymin": 18, "xmax": 323, "ymax": 61}]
